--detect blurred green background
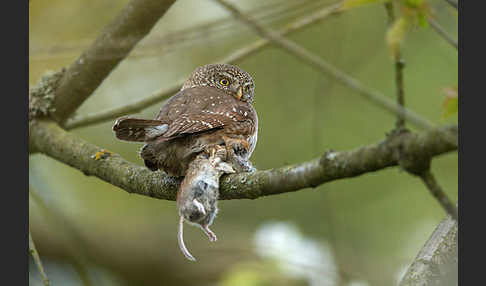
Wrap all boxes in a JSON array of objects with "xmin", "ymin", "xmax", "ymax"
[{"xmin": 29, "ymin": 0, "xmax": 457, "ymax": 285}]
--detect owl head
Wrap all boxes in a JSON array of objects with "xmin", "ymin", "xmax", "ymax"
[{"xmin": 182, "ymin": 63, "xmax": 255, "ymax": 103}]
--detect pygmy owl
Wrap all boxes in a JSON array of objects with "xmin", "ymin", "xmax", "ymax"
[
  {"xmin": 113, "ymin": 64, "xmax": 258, "ymax": 260},
  {"xmin": 113, "ymin": 63, "xmax": 258, "ymax": 176}
]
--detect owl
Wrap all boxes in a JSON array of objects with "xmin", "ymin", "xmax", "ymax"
[
  {"xmin": 113, "ymin": 64, "xmax": 258, "ymax": 260},
  {"xmin": 113, "ymin": 63, "xmax": 258, "ymax": 176}
]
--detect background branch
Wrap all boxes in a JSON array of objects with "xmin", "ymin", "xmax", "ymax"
[
  {"xmin": 443, "ymin": 0, "xmax": 458, "ymax": 9},
  {"xmin": 64, "ymin": 2, "xmax": 342, "ymax": 130},
  {"xmin": 213, "ymin": 0, "xmax": 457, "ymax": 148},
  {"xmin": 385, "ymin": 2, "xmax": 406, "ymax": 129},
  {"xmin": 428, "ymin": 17, "xmax": 458, "ymax": 50},
  {"xmin": 419, "ymin": 171, "xmax": 458, "ymax": 221},
  {"xmin": 30, "ymin": 120, "xmax": 457, "ymax": 201},
  {"xmin": 50, "ymin": 0, "xmax": 176, "ymax": 124},
  {"xmin": 29, "ymin": 226, "xmax": 50, "ymax": 286},
  {"xmin": 398, "ymin": 212, "xmax": 458, "ymax": 286}
]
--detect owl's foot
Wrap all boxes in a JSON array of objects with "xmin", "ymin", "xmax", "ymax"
[
  {"xmin": 222, "ymin": 136, "xmax": 249, "ymax": 157},
  {"xmin": 203, "ymin": 145, "xmax": 235, "ymax": 174}
]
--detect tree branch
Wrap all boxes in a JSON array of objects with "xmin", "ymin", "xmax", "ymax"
[
  {"xmin": 427, "ymin": 17, "xmax": 458, "ymax": 50},
  {"xmin": 212, "ymin": 0, "xmax": 457, "ymax": 148},
  {"xmin": 64, "ymin": 2, "xmax": 342, "ymax": 130},
  {"xmin": 29, "ymin": 226, "xmax": 50, "ymax": 286},
  {"xmin": 398, "ymin": 212, "xmax": 458, "ymax": 286},
  {"xmin": 419, "ymin": 171, "xmax": 458, "ymax": 221},
  {"xmin": 30, "ymin": 120, "xmax": 457, "ymax": 201},
  {"xmin": 50, "ymin": 0, "xmax": 176, "ymax": 124},
  {"xmin": 443, "ymin": 0, "xmax": 458, "ymax": 10},
  {"xmin": 385, "ymin": 2, "xmax": 406, "ymax": 129}
]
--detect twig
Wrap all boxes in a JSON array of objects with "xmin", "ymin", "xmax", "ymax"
[
  {"xmin": 213, "ymin": 0, "xmax": 457, "ymax": 147},
  {"xmin": 30, "ymin": 0, "xmax": 329, "ymax": 62},
  {"xmin": 30, "ymin": 189, "xmax": 94, "ymax": 286},
  {"xmin": 443, "ymin": 0, "xmax": 458, "ymax": 9},
  {"xmin": 65, "ymin": 84, "xmax": 181, "ymax": 129},
  {"xmin": 385, "ymin": 2, "xmax": 406, "ymax": 129},
  {"xmin": 30, "ymin": 120, "xmax": 457, "ymax": 201},
  {"xmin": 64, "ymin": 3, "xmax": 342, "ymax": 130},
  {"xmin": 50, "ymin": 0, "xmax": 176, "ymax": 124},
  {"xmin": 419, "ymin": 170, "xmax": 458, "ymax": 221},
  {"xmin": 428, "ymin": 17, "xmax": 458, "ymax": 50},
  {"xmin": 29, "ymin": 227, "xmax": 50, "ymax": 286},
  {"xmin": 398, "ymin": 212, "xmax": 458, "ymax": 286}
]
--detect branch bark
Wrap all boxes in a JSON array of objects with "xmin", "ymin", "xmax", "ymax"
[
  {"xmin": 64, "ymin": 2, "xmax": 342, "ymax": 130},
  {"xmin": 399, "ymin": 213, "xmax": 458, "ymax": 286},
  {"xmin": 30, "ymin": 120, "xmax": 457, "ymax": 201},
  {"xmin": 50, "ymin": 0, "xmax": 176, "ymax": 124}
]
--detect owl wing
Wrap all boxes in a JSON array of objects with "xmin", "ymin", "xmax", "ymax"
[{"xmin": 155, "ymin": 87, "xmax": 255, "ymax": 140}]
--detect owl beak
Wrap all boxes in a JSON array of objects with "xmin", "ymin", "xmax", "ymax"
[{"xmin": 237, "ymin": 86, "xmax": 243, "ymax": 101}]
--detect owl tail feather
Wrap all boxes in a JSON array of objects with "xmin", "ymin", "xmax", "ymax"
[{"xmin": 113, "ymin": 118, "xmax": 168, "ymax": 142}]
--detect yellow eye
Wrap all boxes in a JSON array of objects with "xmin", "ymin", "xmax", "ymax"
[{"xmin": 220, "ymin": 79, "xmax": 230, "ymax": 86}]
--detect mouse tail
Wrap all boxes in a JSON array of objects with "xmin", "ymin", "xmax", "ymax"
[{"xmin": 178, "ymin": 216, "xmax": 196, "ymax": 261}]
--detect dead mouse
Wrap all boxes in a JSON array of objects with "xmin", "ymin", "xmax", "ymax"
[{"xmin": 176, "ymin": 145, "xmax": 234, "ymax": 261}]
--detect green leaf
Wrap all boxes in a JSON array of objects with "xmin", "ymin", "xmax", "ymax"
[
  {"xmin": 442, "ymin": 87, "xmax": 458, "ymax": 119},
  {"xmin": 341, "ymin": 0, "xmax": 387, "ymax": 10},
  {"xmin": 386, "ymin": 17, "xmax": 409, "ymax": 59}
]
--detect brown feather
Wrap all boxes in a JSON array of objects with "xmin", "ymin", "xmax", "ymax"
[{"xmin": 113, "ymin": 118, "xmax": 168, "ymax": 142}]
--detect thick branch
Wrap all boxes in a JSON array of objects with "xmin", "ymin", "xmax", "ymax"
[
  {"xmin": 51, "ymin": 0, "xmax": 176, "ymax": 124},
  {"xmin": 64, "ymin": 3, "xmax": 342, "ymax": 130},
  {"xmin": 428, "ymin": 17, "xmax": 458, "ymax": 50},
  {"xmin": 29, "ymin": 226, "xmax": 50, "ymax": 286},
  {"xmin": 399, "ymin": 213, "xmax": 458, "ymax": 286},
  {"xmin": 30, "ymin": 120, "xmax": 457, "ymax": 201}
]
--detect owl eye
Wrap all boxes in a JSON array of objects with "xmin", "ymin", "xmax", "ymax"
[{"xmin": 219, "ymin": 79, "xmax": 230, "ymax": 86}]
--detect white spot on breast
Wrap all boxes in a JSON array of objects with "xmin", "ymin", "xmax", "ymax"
[
  {"xmin": 244, "ymin": 111, "xmax": 248, "ymax": 116},
  {"xmin": 211, "ymin": 103, "xmax": 215, "ymax": 106},
  {"xmin": 232, "ymin": 107, "xmax": 237, "ymax": 112}
]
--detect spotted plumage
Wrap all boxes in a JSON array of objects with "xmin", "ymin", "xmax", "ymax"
[
  {"xmin": 113, "ymin": 63, "xmax": 258, "ymax": 176},
  {"xmin": 113, "ymin": 64, "xmax": 258, "ymax": 261}
]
